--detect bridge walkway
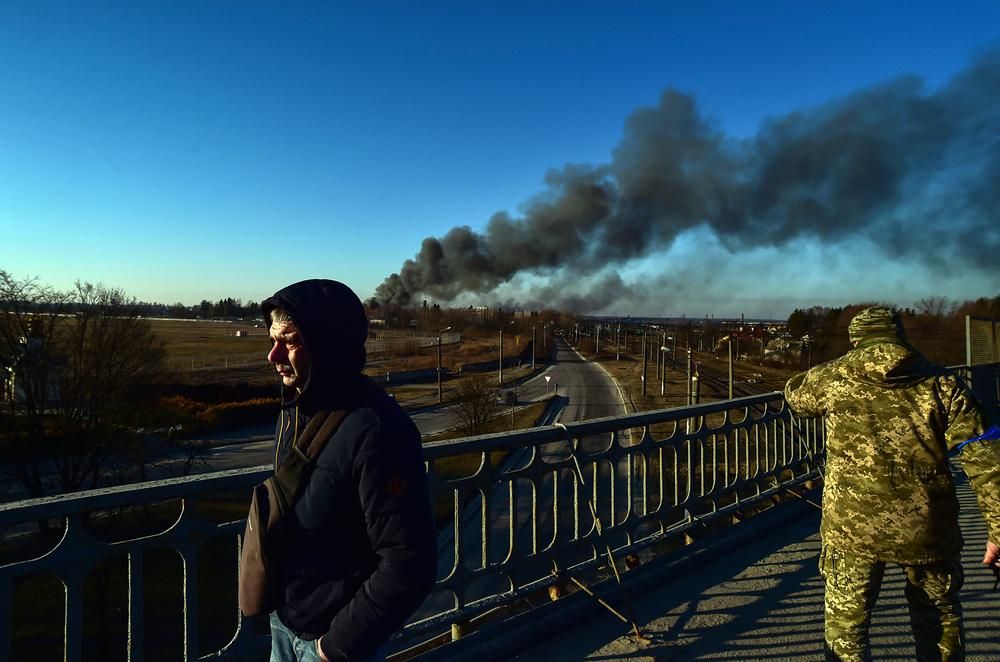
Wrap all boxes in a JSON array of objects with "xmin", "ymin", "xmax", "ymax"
[{"xmin": 505, "ymin": 471, "xmax": 999, "ymax": 661}]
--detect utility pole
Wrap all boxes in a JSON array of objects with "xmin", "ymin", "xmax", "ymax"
[
  {"xmin": 616, "ymin": 323, "xmax": 621, "ymax": 361},
  {"xmin": 654, "ymin": 333, "xmax": 660, "ymax": 379},
  {"xmin": 531, "ymin": 324, "xmax": 537, "ymax": 371},
  {"xmin": 499, "ymin": 328, "xmax": 504, "ymax": 385},
  {"xmin": 686, "ymin": 360, "xmax": 699, "ymax": 436},
  {"xmin": 727, "ymin": 338, "xmax": 734, "ymax": 400},
  {"xmin": 660, "ymin": 345, "xmax": 666, "ymax": 395},
  {"xmin": 686, "ymin": 348, "xmax": 693, "ymax": 405},
  {"xmin": 437, "ymin": 326, "xmax": 451, "ymax": 404}
]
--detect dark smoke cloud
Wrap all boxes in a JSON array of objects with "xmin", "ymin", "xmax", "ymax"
[{"xmin": 376, "ymin": 50, "xmax": 1000, "ymax": 307}]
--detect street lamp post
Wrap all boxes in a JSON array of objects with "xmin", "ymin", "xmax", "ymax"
[
  {"xmin": 660, "ymin": 331, "xmax": 667, "ymax": 372},
  {"xmin": 727, "ymin": 338, "xmax": 734, "ymax": 400},
  {"xmin": 616, "ymin": 323, "xmax": 621, "ymax": 361},
  {"xmin": 437, "ymin": 326, "xmax": 451, "ymax": 404},
  {"xmin": 499, "ymin": 328, "xmax": 504, "ymax": 385},
  {"xmin": 660, "ymin": 346, "xmax": 668, "ymax": 395},
  {"xmin": 531, "ymin": 324, "xmax": 537, "ymax": 371},
  {"xmin": 686, "ymin": 348, "xmax": 693, "ymax": 405},
  {"xmin": 641, "ymin": 331, "xmax": 648, "ymax": 396},
  {"xmin": 499, "ymin": 321, "xmax": 514, "ymax": 385},
  {"xmin": 654, "ymin": 333, "xmax": 660, "ymax": 379}
]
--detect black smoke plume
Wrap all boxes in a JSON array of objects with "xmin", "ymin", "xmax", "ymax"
[{"xmin": 376, "ymin": 50, "xmax": 1000, "ymax": 307}]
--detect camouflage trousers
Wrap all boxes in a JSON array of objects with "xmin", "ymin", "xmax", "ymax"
[{"xmin": 819, "ymin": 545, "xmax": 964, "ymax": 662}]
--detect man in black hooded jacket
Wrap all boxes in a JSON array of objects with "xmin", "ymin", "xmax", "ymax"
[{"xmin": 261, "ymin": 279, "xmax": 436, "ymax": 661}]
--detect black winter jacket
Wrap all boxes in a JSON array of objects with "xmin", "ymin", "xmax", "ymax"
[{"xmin": 262, "ymin": 281, "xmax": 436, "ymax": 660}]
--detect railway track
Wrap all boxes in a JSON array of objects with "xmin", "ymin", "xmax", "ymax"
[{"xmin": 665, "ymin": 350, "xmax": 793, "ymax": 401}]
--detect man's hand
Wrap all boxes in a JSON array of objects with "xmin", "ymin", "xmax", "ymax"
[
  {"xmin": 984, "ymin": 540, "xmax": 1000, "ymax": 568},
  {"xmin": 316, "ymin": 639, "xmax": 330, "ymax": 662}
]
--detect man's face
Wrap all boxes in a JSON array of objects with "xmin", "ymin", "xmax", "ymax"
[{"xmin": 267, "ymin": 320, "xmax": 311, "ymax": 391}]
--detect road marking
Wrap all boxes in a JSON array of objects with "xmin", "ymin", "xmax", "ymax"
[
  {"xmin": 567, "ymin": 343, "xmax": 630, "ymax": 416},
  {"xmin": 568, "ymin": 342, "xmax": 634, "ymax": 444}
]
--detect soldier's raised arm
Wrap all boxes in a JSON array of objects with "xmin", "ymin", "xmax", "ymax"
[
  {"xmin": 945, "ymin": 381, "xmax": 1000, "ymax": 570},
  {"xmin": 784, "ymin": 368, "xmax": 826, "ymax": 418}
]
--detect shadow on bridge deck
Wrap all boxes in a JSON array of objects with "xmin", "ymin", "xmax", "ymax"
[{"xmin": 419, "ymin": 470, "xmax": 999, "ymax": 661}]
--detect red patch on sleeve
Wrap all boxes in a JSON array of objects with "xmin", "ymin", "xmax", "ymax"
[{"xmin": 386, "ymin": 474, "xmax": 409, "ymax": 497}]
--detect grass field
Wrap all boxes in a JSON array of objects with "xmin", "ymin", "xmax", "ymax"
[
  {"xmin": 150, "ymin": 319, "xmax": 266, "ymax": 358},
  {"xmin": 148, "ymin": 318, "xmax": 538, "ymax": 396}
]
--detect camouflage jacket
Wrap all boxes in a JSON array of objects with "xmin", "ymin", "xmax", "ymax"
[{"xmin": 784, "ymin": 337, "xmax": 1000, "ymax": 564}]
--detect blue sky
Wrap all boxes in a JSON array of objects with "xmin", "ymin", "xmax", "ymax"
[{"xmin": 2, "ymin": 1, "xmax": 998, "ymax": 318}]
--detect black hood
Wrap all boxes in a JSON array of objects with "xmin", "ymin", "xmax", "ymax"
[{"xmin": 261, "ymin": 279, "xmax": 368, "ymax": 410}]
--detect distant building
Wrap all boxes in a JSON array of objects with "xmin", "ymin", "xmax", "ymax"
[{"xmin": 2, "ymin": 332, "xmax": 63, "ymax": 407}]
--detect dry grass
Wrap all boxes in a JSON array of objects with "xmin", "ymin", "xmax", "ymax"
[
  {"xmin": 149, "ymin": 320, "xmax": 530, "ymax": 385},
  {"xmin": 149, "ymin": 318, "xmax": 266, "ymax": 359},
  {"xmin": 367, "ymin": 332, "xmax": 531, "ymax": 374}
]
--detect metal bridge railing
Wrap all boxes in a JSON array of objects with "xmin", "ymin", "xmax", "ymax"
[
  {"xmin": 0, "ymin": 392, "xmax": 824, "ymax": 661},
  {"xmin": 414, "ymin": 391, "xmax": 823, "ymax": 643}
]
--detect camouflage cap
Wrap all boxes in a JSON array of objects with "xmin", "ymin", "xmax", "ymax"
[{"xmin": 848, "ymin": 306, "xmax": 906, "ymax": 343}]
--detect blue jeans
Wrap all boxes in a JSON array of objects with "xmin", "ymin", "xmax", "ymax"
[{"xmin": 269, "ymin": 612, "xmax": 387, "ymax": 662}]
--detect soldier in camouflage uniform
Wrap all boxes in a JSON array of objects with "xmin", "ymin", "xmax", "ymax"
[{"xmin": 784, "ymin": 306, "xmax": 1000, "ymax": 662}]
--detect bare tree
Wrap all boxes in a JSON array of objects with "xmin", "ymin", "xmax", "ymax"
[
  {"xmin": 914, "ymin": 296, "xmax": 955, "ymax": 335},
  {"xmin": 916, "ymin": 296, "xmax": 955, "ymax": 319},
  {"xmin": 453, "ymin": 373, "xmax": 504, "ymax": 436},
  {"xmin": 1, "ymin": 272, "xmax": 167, "ymax": 498}
]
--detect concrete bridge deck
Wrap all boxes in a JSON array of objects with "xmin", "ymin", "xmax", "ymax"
[{"xmin": 423, "ymin": 470, "xmax": 999, "ymax": 661}]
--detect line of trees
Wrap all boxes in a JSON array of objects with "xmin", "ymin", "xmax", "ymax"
[
  {"xmin": 785, "ymin": 294, "xmax": 1000, "ymax": 366},
  {"xmin": 1, "ymin": 271, "xmax": 177, "ymax": 499},
  {"xmin": 129, "ymin": 297, "xmax": 261, "ymax": 320}
]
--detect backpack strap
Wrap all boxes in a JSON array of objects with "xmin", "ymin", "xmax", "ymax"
[
  {"xmin": 273, "ymin": 410, "xmax": 349, "ymax": 500},
  {"xmin": 286, "ymin": 410, "xmax": 349, "ymax": 464},
  {"xmin": 302, "ymin": 410, "xmax": 349, "ymax": 459}
]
